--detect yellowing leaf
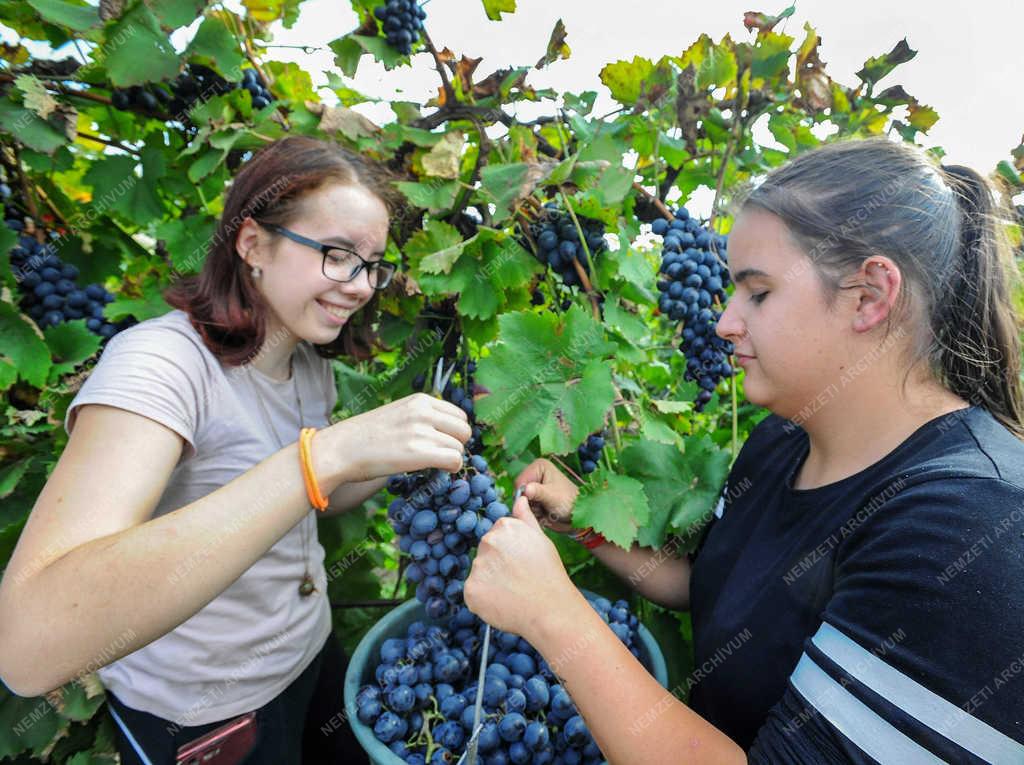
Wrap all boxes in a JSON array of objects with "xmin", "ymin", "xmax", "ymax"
[{"xmin": 421, "ymin": 131, "xmax": 465, "ymax": 179}]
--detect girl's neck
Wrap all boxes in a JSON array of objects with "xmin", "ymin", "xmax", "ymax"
[{"xmin": 793, "ymin": 380, "xmax": 969, "ymax": 490}]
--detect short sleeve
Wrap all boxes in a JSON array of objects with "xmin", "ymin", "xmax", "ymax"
[
  {"xmin": 748, "ymin": 478, "xmax": 1024, "ymax": 764},
  {"xmin": 66, "ymin": 322, "xmax": 213, "ymax": 460}
]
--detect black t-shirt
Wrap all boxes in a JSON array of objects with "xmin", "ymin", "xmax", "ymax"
[{"xmin": 688, "ymin": 405, "xmax": 1024, "ymax": 763}]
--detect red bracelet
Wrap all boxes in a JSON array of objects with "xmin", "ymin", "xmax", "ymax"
[{"xmin": 570, "ymin": 526, "xmax": 607, "ymax": 550}]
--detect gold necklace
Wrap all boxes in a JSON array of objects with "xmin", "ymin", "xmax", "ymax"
[{"xmin": 247, "ymin": 354, "xmax": 318, "ymax": 598}]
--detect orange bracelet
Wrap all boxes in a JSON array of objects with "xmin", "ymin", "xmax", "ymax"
[{"xmin": 298, "ymin": 427, "xmax": 329, "ymax": 512}]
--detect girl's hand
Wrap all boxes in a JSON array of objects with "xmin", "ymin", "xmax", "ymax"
[
  {"xmin": 514, "ymin": 458, "xmax": 579, "ymax": 534},
  {"xmin": 326, "ymin": 393, "xmax": 471, "ymax": 481},
  {"xmin": 463, "ymin": 495, "xmax": 577, "ymax": 641}
]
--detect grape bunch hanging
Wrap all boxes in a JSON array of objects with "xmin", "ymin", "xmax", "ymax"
[
  {"xmin": 387, "ymin": 453, "xmax": 509, "ymax": 621},
  {"xmin": 372, "ymin": 0, "xmax": 427, "ymax": 55},
  {"xmin": 654, "ymin": 207, "xmax": 735, "ymax": 410},
  {"xmin": 110, "ymin": 65, "xmax": 274, "ymax": 120},
  {"xmin": 3, "ymin": 188, "xmax": 125, "ymax": 340},
  {"xmin": 356, "ymin": 595, "xmax": 644, "ymax": 763},
  {"xmin": 576, "ymin": 432, "xmax": 605, "ymax": 475},
  {"xmin": 528, "ymin": 203, "xmax": 607, "ymax": 288}
]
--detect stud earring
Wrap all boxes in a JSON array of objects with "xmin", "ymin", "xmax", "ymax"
[{"xmin": 252, "ymin": 265, "xmax": 262, "ymax": 278}]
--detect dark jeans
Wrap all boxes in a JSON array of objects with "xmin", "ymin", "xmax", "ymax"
[{"xmin": 106, "ymin": 632, "xmax": 369, "ymax": 765}]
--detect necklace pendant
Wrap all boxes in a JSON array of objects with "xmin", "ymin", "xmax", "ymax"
[{"xmin": 298, "ymin": 574, "xmax": 316, "ymax": 597}]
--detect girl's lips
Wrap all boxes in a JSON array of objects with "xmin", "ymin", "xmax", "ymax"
[
  {"xmin": 734, "ymin": 353, "xmax": 756, "ymax": 368},
  {"xmin": 317, "ymin": 299, "xmax": 352, "ymax": 326}
]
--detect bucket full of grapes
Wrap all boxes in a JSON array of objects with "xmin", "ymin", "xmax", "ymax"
[{"xmin": 343, "ymin": 590, "xmax": 669, "ymax": 764}]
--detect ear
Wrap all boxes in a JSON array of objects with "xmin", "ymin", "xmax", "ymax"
[
  {"xmin": 851, "ymin": 257, "xmax": 901, "ymax": 333},
  {"xmin": 235, "ymin": 217, "xmax": 268, "ymax": 271}
]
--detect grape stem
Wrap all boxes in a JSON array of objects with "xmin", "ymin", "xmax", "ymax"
[
  {"xmin": 420, "ymin": 28, "xmax": 455, "ymax": 106},
  {"xmin": 549, "ymin": 453, "xmax": 585, "ymax": 486},
  {"xmin": 558, "ymin": 191, "xmax": 602, "ymax": 320},
  {"xmin": 77, "ymin": 131, "xmax": 141, "ymax": 156}
]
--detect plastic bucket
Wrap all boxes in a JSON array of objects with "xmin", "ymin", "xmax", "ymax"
[{"xmin": 343, "ymin": 590, "xmax": 670, "ymax": 764}]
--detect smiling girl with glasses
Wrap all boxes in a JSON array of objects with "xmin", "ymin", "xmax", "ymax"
[{"xmin": 0, "ymin": 137, "xmax": 471, "ymax": 765}]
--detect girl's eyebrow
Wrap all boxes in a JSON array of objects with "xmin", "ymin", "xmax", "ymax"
[
  {"xmin": 323, "ymin": 235, "xmax": 386, "ymax": 258},
  {"xmin": 732, "ymin": 267, "xmax": 771, "ymax": 284}
]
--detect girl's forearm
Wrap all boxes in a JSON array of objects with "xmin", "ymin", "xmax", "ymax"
[
  {"xmin": 323, "ymin": 476, "xmax": 388, "ymax": 517},
  {"xmin": 530, "ymin": 589, "xmax": 745, "ymax": 765}
]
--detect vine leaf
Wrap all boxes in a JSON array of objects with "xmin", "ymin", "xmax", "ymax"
[
  {"xmin": 620, "ymin": 437, "xmax": 730, "ymax": 549},
  {"xmin": 536, "ymin": 19, "xmax": 570, "ymax": 69},
  {"xmin": 26, "ymin": 0, "xmax": 100, "ymax": 32},
  {"xmin": 104, "ymin": 3, "xmax": 180, "ymax": 87},
  {"xmin": 421, "ymin": 132, "xmax": 466, "ymax": 179},
  {"xmin": 482, "ymin": 0, "xmax": 516, "ymax": 21},
  {"xmin": 44, "ymin": 321, "xmax": 101, "ymax": 380},
  {"xmin": 0, "ymin": 302, "xmax": 50, "ymax": 388},
  {"xmin": 856, "ymin": 38, "xmax": 917, "ymax": 88},
  {"xmin": 574, "ymin": 468, "xmax": 650, "ymax": 549},
  {"xmin": 476, "ymin": 306, "xmax": 615, "ymax": 454}
]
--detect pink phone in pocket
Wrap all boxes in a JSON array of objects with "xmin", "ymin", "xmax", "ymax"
[{"xmin": 175, "ymin": 711, "xmax": 258, "ymax": 765}]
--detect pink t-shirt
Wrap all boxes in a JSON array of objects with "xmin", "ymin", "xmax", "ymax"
[{"xmin": 65, "ymin": 309, "xmax": 336, "ymax": 726}]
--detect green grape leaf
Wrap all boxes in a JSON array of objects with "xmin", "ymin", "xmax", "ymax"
[
  {"xmin": 83, "ymin": 150, "xmax": 164, "ymax": 225},
  {"xmin": 599, "ymin": 56, "xmax": 654, "ymax": 105},
  {"xmin": 328, "ymin": 35, "xmax": 364, "ymax": 78},
  {"xmin": 157, "ymin": 216, "xmax": 216, "ymax": 275},
  {"xmin": 104, "ymin": 4, "xmax": 181, "ymax": 87},
  {"xmin": 44, "ymin": 320, "xmax": 101, "ymax": 378},
  {"xmin": 0, "ymin": 302, "xmax": 51, "ymax": 387},
  {"xmin": 478, "ymin": 162, "xmax": 555, "ymax": 223},
  {"xmin": 536, "ymin": 18, "xmax": 570, "ymax": 69},
  {"xmin": 394, "ymin": 179, "xmax": 459, "ymax": 213},
  {"xmin": 57, "ymin": 681, "xmax": 105, "ymax": 722},
  {"xmin": 574, "ymin": 468, "xmax": 651, "ymax": 549},
  {"xmin": 187, "ymin": 12, "xmax": 247, "ymax": 77},
  {"xmin": 151, "ymin": 0, "xmax": 208, "ymax": 29},
  {"xmin": 677, "ymin": 34, "xmax": 739, "ymax": 91},
  {"xmin": 750, "ymin": 30, "xmax": 794, "ymax": 81},
  {"xmin": 0, "ymin": 689, "xmax": 64, "ymax": 759},
  {"xmin": 0, "ymin": 99, "xmax": 68, "ymax": 154},
  {"xmin": 856, "ymin": 38, "xmax": 916, "ymax": 87},
  {"xmin": 0, "ymin": 458, "xmax": 32, "ymax": 501},
  {"xmin": 621, "ymin": 437, "xmax": 730, "ymax": 549},
  {"xmin": 348, "ymin": 34, "xmax": 405, "ymax": 71},
  {"xmin": 105, "ymin": 276, "xmax": 171, "ymax": 322},
  {"xmin": 482, "ymin": 0, "xmax": 516, "ymax": 21},
  {"xmin": 404, "ymin": 219, "xmax": 464, "ymax": 275},
  {"xmin": 26, "ymin": 0, "xmax": 99, "ymax": 32},
  {"xmin": 476, "ymin": 305, "xmax": 615, "ymax": 454}
]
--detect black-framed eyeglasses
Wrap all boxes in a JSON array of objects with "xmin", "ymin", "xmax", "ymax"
[{"xmin": 257, "ymin": 221, "xmax": 396, "ymax": 290}]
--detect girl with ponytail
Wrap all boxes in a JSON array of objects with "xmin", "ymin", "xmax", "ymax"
[{"xmin": 463, "ymin": 137, "xmax": 1024, "ymax": 763}]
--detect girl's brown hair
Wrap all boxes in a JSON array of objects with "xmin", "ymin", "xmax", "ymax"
[
  {"xmin": 741, "ymin": 137, "xmax": 1024, "ymax": 439},
  {"xmin": 165, "ymin": 136, "xmax": 401, "ymax": 365}
]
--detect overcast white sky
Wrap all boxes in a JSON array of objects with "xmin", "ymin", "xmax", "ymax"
[{"xmin": 259, "ymin": 0, "xmax": 1021, "ymax": 176}]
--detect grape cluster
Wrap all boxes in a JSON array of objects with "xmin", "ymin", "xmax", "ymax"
[
  {"xmin": 653, "ymin": 208, "xmax": 735, "ymax": 411},
  {"xmin": 110, "ymin": 65, "xmax": 273, "ymax": 119},
  {"xmin": 357, "ymin": 595, "xmax": 644, "ymax": 763},
  {"xmin": 528, "ymin": 204, "xmax": 607, "ymax": 288},
  {"xmin": 576, "ymin": 433, "xmax": 605, "ymax": 475},
  {"xmin": 4, "ymin": 212, "xmax": 123, "ymax": 339},
  {"xmin": 372, "ymin": 0, "xmax": 426, "ymax": 56},
  {"xmin": 387, "ymin": 455, "xmax": 509, "ymax": 621}
]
